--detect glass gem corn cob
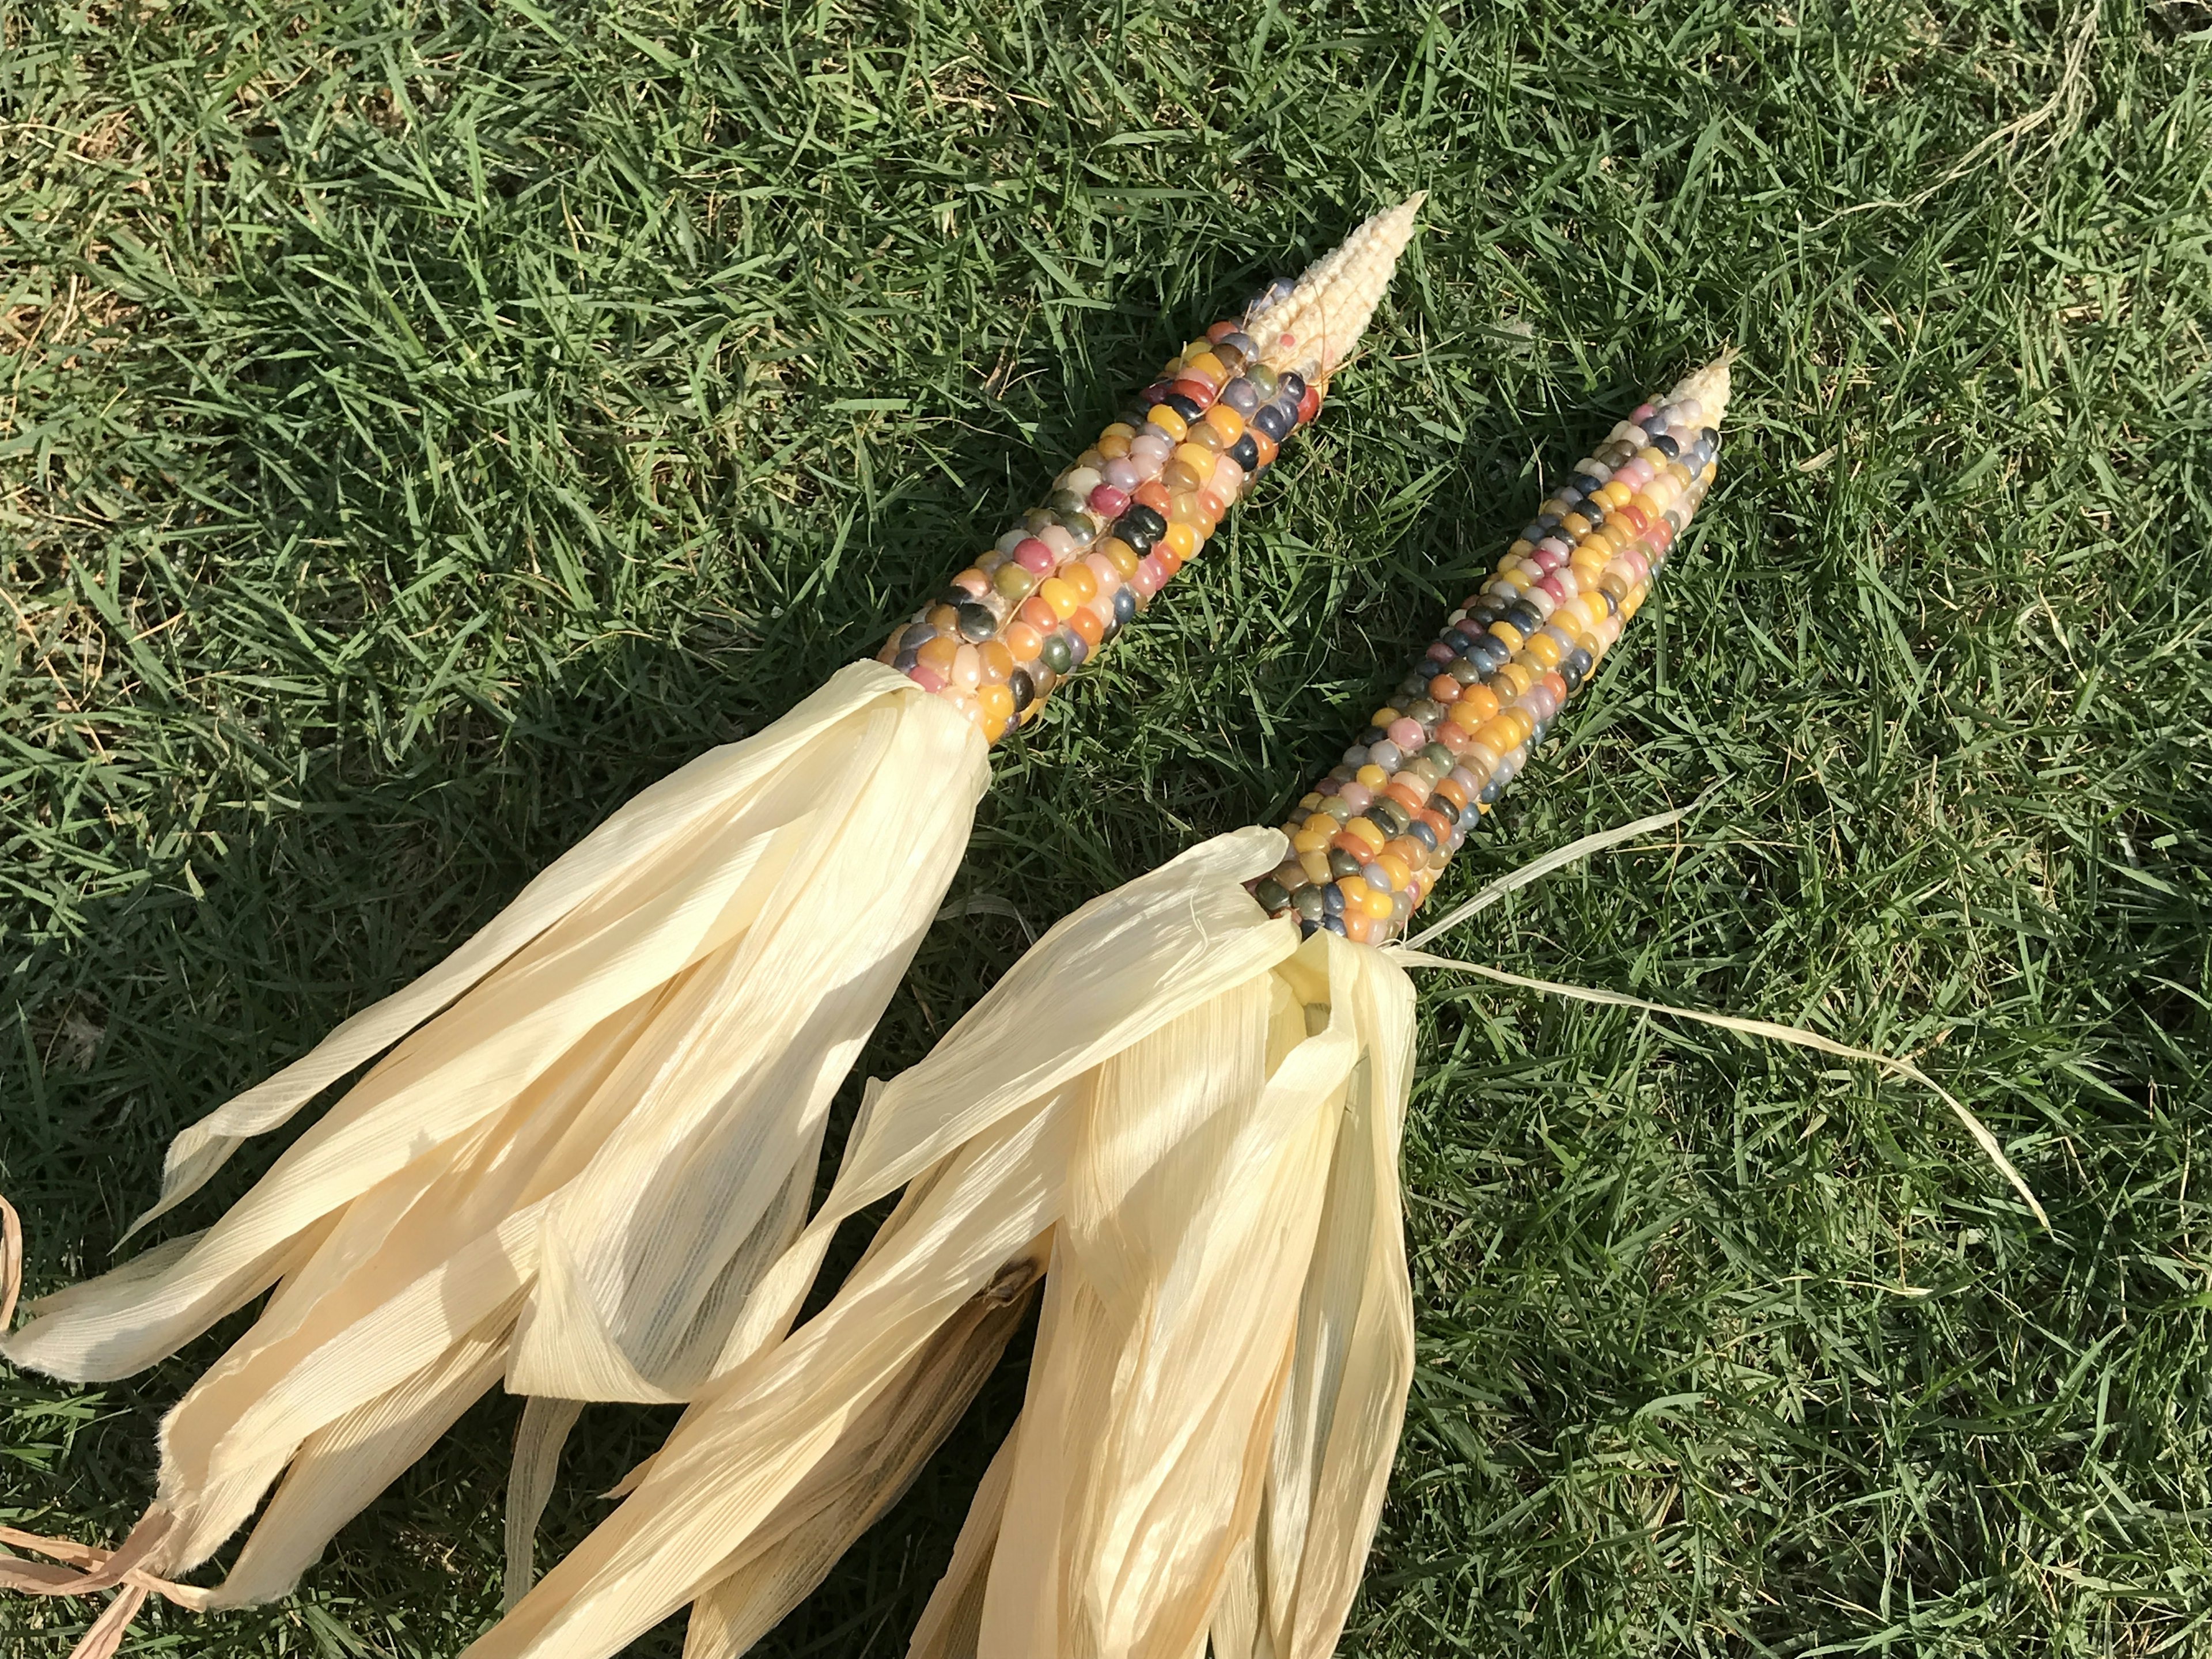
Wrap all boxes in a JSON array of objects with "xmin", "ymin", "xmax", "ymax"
[
  {"xmin": 880, "ymin": 198, "xmax": 1425, "ymax": 743},
  {"xmin": 1252, "ymin": 355, "xmax": 1733, "ymax": 942}
]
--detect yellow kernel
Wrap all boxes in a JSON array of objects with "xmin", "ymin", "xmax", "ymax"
[{"xmin": 1037, "ymin": 577, "xmax": 1080, "ymax": 620}]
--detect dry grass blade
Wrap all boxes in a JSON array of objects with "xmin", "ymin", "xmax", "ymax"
[{"xmin": 1398, "ymin": 952, "xmax": 2049, "ymax": 1229}]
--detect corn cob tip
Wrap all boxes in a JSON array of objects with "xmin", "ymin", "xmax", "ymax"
[
  {"xmin": 1664, "ymin": 350, "xmax": 1737, "ymax": 430},
  {"xmin": 1247, "ymin": 193, "xmax": 1427, "ymax": 385}
]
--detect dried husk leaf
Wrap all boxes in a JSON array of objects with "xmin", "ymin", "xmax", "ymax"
[
  {"xmin": 679, "ymin": 1243, "xmax": 1044, "ymax": 1659},
  {"xmin": 1, "ymin": 662, "xmax": 988, "ymax": 1595},
  {"xmin": 460, "ymin": 832, "xmax": 1419, "ymax": 1659}
]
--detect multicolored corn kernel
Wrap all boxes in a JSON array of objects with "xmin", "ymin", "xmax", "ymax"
[
  {"xmin": 1249, "ymin": 355, "xmax": 1735, "ymax": 944},
  {"xmin": 876, "ymin": 330, "xmax": 1318, "ymax": 743},
  {"xmin": 875, "ymin": 198, "xmax": 1425, "ymax": 746}
]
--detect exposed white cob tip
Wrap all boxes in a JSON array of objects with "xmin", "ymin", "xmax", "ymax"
[
  {"xmin": 1664, "ymin": 348, "xmax": 1737, "ymax": 429},
  {"xmin": 1246, "ymin": 192, "xmax": 1426, "ymax": 385}
]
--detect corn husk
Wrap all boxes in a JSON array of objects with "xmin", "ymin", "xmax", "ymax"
[
  {"xmin": 957, "ymin": 929, "xmax": 1414, "ymax": 1659},
  {"xmin": 1, "ymin": 661, "xmax": 987, "ymax": 1599},
  {"xmin": 459, "ymin": 828, "xmax": 1417, "ymax": 1659},
  {"xmin": 457, "ymin": 802, "xmax": 2037, "ymax": 1659}
]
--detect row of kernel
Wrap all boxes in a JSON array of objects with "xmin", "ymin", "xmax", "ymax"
[
  {"xmin": 1249, "ymin": 392, "xmax": 1724, "ymax": 944},
  {"xmin": 879, "ymin": 317, "xmax": 1324, "ymax": 745}
]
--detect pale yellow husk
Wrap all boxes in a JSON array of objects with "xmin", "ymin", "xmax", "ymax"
[
  {"xmin": 459, "ymin": 828, "xmax": 1418, "ymax": 1659},
  {"xmin": 0, "ymin": 661, "xmax": 988, "ymax": 1600},
  {"xmin": 1, "ymin": 203, "xmax": 1438, "ymax": 1637}
]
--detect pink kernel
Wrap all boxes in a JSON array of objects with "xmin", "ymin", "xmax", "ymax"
[
  {"xmin": 1387, "ymin": 717, "xmax": 1424, "ymax": 750},
  {"xmin": 1084, "ymin": 552, "xmax": 1123, "ymax": 593},
  {"xmin": 1103, "ymin": 457, "xmax": 1142, "ymax": 493},
  {"xmin": 1014, "ymin": 538, "xmax": 1055, "ymax": 575},
  {"xmin": 1039, "ymin": 524, "xmax": 1077, "ymax": 559},
  {"xmin": 906, "ymin": 662, "xmax": 947, "ymax": 693},
  {"xmin": 1132, "ymin": 556, "xmax": 1168, "ymax": 596},
  {"xmin": 1338, "ymin": 782, "xmax": 1374, "ymax": 812},
  {"xmin": 1089, "ymin": 484, "xmax": 1130, "ymax": 518}
]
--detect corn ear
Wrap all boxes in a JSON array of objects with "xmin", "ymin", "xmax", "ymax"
[{"xmin": 0, "ymin": 201, "xmax": 1425, "ymax": 1647}]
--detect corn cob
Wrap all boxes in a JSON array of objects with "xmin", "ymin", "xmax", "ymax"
[
  {"xmin": 448, "ymin": 357, "xmax": 1736, "ymax": 1659},
  {"xmin": 1253, "ymin": 356, "xmax": 1733, "ymax": 942},
  {"xmin": 880, "ymin": 196, "xmax": 1423, "ymax": 742},
  {"xmin": 1245, "ymin": 193, "xmax": 1426, "ymax": 383}
]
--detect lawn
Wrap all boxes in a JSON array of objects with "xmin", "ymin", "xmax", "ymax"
[{"xmin": 3, "ymin": 0, "xmax": 2209, "ymax": 1653}]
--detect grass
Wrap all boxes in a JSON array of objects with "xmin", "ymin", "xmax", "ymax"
[{"xmin": 2, "ymin": 0, "xmax": 2209, "ymax": 1652}]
